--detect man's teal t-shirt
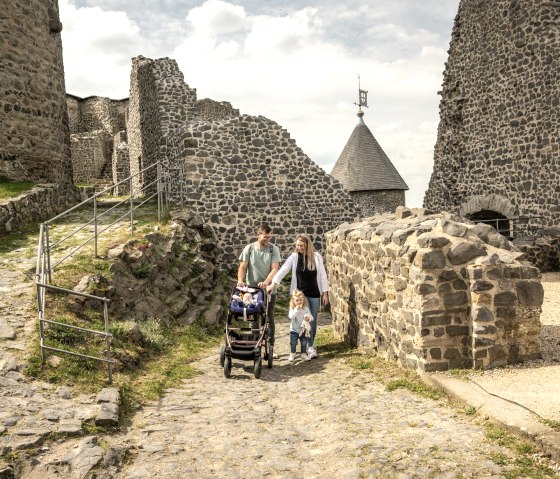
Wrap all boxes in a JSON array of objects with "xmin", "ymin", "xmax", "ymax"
[{"xmin": 239, "ymin": 242, "xmax": 281, "ymax": 286}]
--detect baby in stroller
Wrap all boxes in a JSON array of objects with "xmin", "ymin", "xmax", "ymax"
[
  {"xmin": 232, "ymin": 291, "xmax": 259, "ymax": 309},
  {"xmin": 230, "ymin": 287, "xmax": 264, "ymax": 328},
  {"xmin": 221, "ymin": 285, "xmax": 273, "ymax": 379}
]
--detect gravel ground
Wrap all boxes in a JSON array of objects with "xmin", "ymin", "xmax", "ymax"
[{"xmin": 534, "ymin": 272, "xmax": 560, "ymax": 364}]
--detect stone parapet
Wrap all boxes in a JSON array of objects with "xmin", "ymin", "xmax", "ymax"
[
  {"xmin": 326, "ymin": 207, "xmax": 543, "ymax": 372},
  {"xmin": 0, "ymin": 184, "xmax": 81, "ymax": 236}
]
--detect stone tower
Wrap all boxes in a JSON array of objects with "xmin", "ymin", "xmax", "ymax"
[
  {"xmin": 424, "ymin": 0, "xmax": 559, "ymax": 228},
  {"xmin": 0, "ymin": 0, "xmax": 73, "ymax": 184},
  {"xmin": 331, "ymin": 110, "xmax": 408, "ymax": 218}
]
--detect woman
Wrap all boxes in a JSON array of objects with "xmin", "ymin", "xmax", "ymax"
[{"xmin": 267, "ymin": 233, "xmax": 329, "ymax": 359}]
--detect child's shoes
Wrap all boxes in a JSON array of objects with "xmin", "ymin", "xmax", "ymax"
[{"xmin": 301, "ymin": 353, "xmax": 311, "ymax": 361}]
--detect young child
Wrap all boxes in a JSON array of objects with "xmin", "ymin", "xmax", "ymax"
[{"xmin": 288, "ymin": 289, "xmax": 313, "ymax": 362}]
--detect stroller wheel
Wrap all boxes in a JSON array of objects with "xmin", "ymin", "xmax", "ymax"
[
  {"xmin": 224, "ymin": 357, "xmax": 232, "ymax": 378},
  {"xmin": 267, "ymin": 344, "xmax": 274, "ymax": 369},
  {"xmin": 219, "ymin": 344, "xmax": 225, "ymax": 367},
  {"xmin": 253, "ymin": 358, "xmax": 262, "ymax": 379}
]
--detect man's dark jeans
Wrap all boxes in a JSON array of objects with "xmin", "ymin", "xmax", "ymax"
[{"xmin": 267, "ymin": 293, "xmax": 276, "ymax": 346}]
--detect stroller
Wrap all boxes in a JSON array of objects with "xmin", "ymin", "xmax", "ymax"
[{"xmin": 220, "ymin": 285, "xmax": 274, "ymax": 379}]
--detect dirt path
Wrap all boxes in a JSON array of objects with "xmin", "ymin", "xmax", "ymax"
[{"xmin": 113, "ymin": 314, "xmax": 540, "ymax": 479}]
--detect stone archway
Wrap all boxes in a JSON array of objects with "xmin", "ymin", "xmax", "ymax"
[
  {"xmin": 459, "ymin": 194, "xmax": 516, "ymax": 220},
  {"xmin": 460, "ymin": 195, "xmax": 516, "ymax": 238}
]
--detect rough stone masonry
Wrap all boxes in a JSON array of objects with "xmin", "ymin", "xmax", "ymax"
[
  {"xmin": 326, "ymin": 207, "xmax": 543, "ymax": 372},
  {"xmin": 424, "ymin": 0, "xmax": 560, "ymax": 227}
]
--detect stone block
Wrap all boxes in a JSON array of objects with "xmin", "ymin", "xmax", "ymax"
[
  {"xmin": 515, "ymin": 280, "xmax": 544, "ymax": 306},
  {"xmin": 447, "ymin": 242, "xmax": 486, "ymax": 265}
]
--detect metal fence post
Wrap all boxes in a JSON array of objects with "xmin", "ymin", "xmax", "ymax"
[
  {"xmin": 44, "ymin": 224, "xmax": 52, "ymax": 283},
  {"xmin": 157, "ymin": 162, "xmax": 162, "ymax": 223},
  {"xmin": 94, "ymin": 196, "xmax": 98, "ymax": 258},
  {"xmin": 104, "ymin": 300, "xmax": 112, "ymax": 384},
  {"xmin": 129, "ymin": 177, "xmax": 134, "ymax": 234}
]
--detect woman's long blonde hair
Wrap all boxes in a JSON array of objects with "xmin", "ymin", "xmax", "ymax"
[
  {"xmin": 295, "ymin": 233, "xmax": 316, "ymax": 271},
  {"xmin": 289, "ymin": 289, "xmax": 308, "ymax": 309}
]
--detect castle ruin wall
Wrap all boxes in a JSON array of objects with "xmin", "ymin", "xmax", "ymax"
[
  {"xmin": 424, "ymin": 0, "xmax": 560, "ymax": 228},
  {"xmin": 326, "ymin": 207, "xmax": 543, "ymax": 372},
  {"xmin": 127, "ymin": 57, "xmax": 358, "ymax": 266},
  {"xmin": 352, "ymin": 190, "xmax": 406, "ymax": 219},
  {"xmin": 0, "ymin": 0, "xmax": 73, "ymax": 185}
]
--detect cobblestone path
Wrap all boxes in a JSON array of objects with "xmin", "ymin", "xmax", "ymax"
[{"xmin": 116, "ymin": 316, "xmax": 513, "ymax": 479}]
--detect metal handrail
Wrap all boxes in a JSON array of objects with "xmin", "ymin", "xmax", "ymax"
[
  {"xmin": 35, "ymin": 160, "xmax": 177, "ymax": 383},
  {"xmin": 472, "ymin": 215, "xmax": 544, "ymax": 239}
]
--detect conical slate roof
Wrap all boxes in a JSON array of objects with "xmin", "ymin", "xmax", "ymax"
[{"xmin": 331, "ymin": 111, "xmax": 409, "ymax": 192}]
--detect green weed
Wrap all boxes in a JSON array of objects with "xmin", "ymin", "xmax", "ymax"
[{"xmin": 0, "ymin": 176, "xmax": 35, "ymax": 199}]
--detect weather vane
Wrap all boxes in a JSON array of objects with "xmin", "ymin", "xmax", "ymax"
[{"xmin": 354, "ymin": 74, "xmax": 368, "ymax": 111}]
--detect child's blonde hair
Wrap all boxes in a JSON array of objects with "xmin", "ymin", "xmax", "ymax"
[{"xmin": 289, "ymin": 289, "xmax": 308, "ymax": 309}]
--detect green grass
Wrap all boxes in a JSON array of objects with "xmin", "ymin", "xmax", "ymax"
[
  {"xmin": 484, "ymin": 423, "xmax": 560, "ymax": 478},
  {"xmin": 314, "ymin": 327, "xmax": 443, "ymax": 400},
  {"xmin": 540, "ymin": 418, "xmax": 560, "ymax": 431},
  {"xmin": 26, "ymin": 317, "xmax": 220, "ymax": 410},
  {"xmin": 0, "ymin": 176, "xmax": 35, "ymax": 199}
]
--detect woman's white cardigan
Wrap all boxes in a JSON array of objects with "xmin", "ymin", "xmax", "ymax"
[{"xmin": 271, "ymin": 252, "xmax": 329, "ymax": 295}]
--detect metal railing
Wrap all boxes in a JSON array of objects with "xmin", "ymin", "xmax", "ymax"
[
  {"xmin": 35, "ymin": 161, "xmax": 176, "ymax": 383},
  {"xmin": 473, "ymin": 216, "xmax": 544, "ymax": 240}
]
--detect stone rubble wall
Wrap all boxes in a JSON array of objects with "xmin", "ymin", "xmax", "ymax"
[
  {"xmin": 0, "ymin": 184, "xmax": 81, "ymax": 236},
  {"xmin": 67, "ymin": 95, "xmax": 127, "ymax": 135},
  {"xmin": 424, "ymin": 0, "xmax": 560, "ymax": 227},
  {"xmin": 0, "ymin": 0, "xmax": 73, "ymax": 185},
  {"xmin": 80, "ymin": 211, "xmax": 225, "ymax": 328},
  {"xmin": 514, "ymin": 232, "xmax": 560, "ymax": 273},
  {"xmin": 66, "ymin": 96, "xmax": 129, "ymax": 188},
  {"xmin": 351, "ymin": 190, "xmax": 406, "ymax": 219},
  {"xmin": 128, "ymin": 56, "xmax": 358, "ymax": 267},
  {"xmin": 165, "ymin": 114, "xmax": 357, "ymax": 265},
  {"xmin": 70, "ymin": 130, "xmax": 112, "ymax": 183},
  {"xmin": 112, "ymin": 131, "xmax": 130, "ymax": 195},
  {"xmin": 326, "ymin": 207, "xmax": 543, "ymax": 372}
]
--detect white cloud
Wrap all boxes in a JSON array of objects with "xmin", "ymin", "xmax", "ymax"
[{"xmin": 59, "ymin": 0, "xmax": 150, "ymax": 98}]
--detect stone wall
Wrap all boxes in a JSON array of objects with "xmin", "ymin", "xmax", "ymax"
[
  {"xmin": 112, "ymin": 131, "xmax": 130, "ymax": 195},
  {"xmin": 70, "ymin": 131, "xmax": 112, "ymax": 183},
  {"xmin": 352, "ymin": 190, "xmax": 405, "ymax": 219},
  {"xmin": 67, "ymin": 95, "xmax": 127, "ymax": 134},
  {"xmin": 128, "ymin": 57, "xmax": 358, "ymax": 266},
  {"xmin": 326, "ymin": 207, "xmax": 543, "ymax": 372},
  {"xmin": 514, "ymin": 233, "xmax": 560, "ymax": 273},
  {"xmin": 0, "ymin": 185, "xmax": 80, "ymax": 236},
  {"xmin": 67, "ymin": 95, "xmax": 129, "ymax": 188},
  {"xmin": 0, "ymin": 0, "xmax": 73, "ymax": 185},
  {"xmin": 424, "ymin": 0, "xmax": 560, "ymax": 227}
]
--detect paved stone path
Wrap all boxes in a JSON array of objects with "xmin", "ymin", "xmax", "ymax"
[
  {"xmin": 0, "ymin": 211, "xmax": 126, "ymax": 458},
  {"xmin": 115, "ymin": 315, "xmax": 516, "ymax": 479}
]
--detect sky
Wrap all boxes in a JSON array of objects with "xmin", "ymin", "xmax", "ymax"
[{"xmin": 59, "ymin": 0, "xmax": 459, "ymax": 207}]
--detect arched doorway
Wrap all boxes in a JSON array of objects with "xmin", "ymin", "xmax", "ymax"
[{"xmin": 467, "ymin": 210, "xmax": 511, "ymax": 238}]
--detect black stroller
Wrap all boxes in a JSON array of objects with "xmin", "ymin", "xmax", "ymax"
[{"xmin": 220, "ymin": 285, "xmax": 274, "ymax": 378}]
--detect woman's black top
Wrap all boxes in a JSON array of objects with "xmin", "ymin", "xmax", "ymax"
[{"xmin": 296, "ymin": 253, "xmax": 320, "ymax": 298}]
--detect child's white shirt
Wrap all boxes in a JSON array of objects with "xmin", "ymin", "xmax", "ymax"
[{"xmin": 288, "ymin": 306, "xmax": 312, "ymax": 334}]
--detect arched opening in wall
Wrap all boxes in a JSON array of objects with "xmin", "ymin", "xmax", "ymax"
[{"xmin": 467, "ymin": 210, "xmax": 511, "ymax": 238}]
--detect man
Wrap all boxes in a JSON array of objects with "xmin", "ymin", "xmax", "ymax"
[{"xmin": 237, "ymin": 224, "xmax": 281, "ymax": 349}]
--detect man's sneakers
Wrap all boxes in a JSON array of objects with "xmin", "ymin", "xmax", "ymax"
[
  {"xmin": 307, "ymin": 346, "xmax": 318, "ymax": 359},
  {"xmin": 301, "ymin": 353, "xmax": 311, "ymax": 361},
  {"xmin": 288, "ymin": 353, "xmax": 295, "ymax": 362}
]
